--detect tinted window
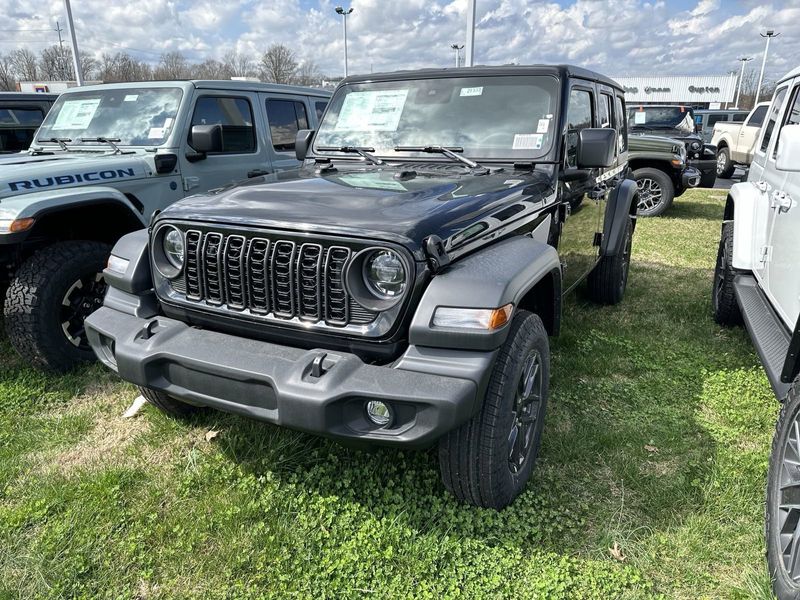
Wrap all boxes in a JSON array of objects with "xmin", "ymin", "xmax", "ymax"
[
  {"xmin": 190, "ymin": 96, "xmax": 255, "ymax": 153},
  {"xmin": 315, "ymin": 101, "xmax": 327, "ymax": 122},
  {"xmin": 731, "ymin": 112, "xmax": 748, "ymax": 122},
  {"xmin": 0, "ymin": 107, "xmax": 44, "ymax": 126},
  {"xmin": 566, "ymin": 88, "xmax": 593, "ymax": 167},
  {"xmin": 759, "ymin": 88, "xmax": 787, "ymax": 154},
  {"xmin": 746, "ymin": 104, "xmax": 768, "ymax": 127},
  {"xmin": 599, "ymin": 93, "xmax": 613, "ymax": 128},
  {"xmin": 266, "ymin": 99, "xmax": 309, "ymax": 152},
  {"xmin": 774, "ymin": 86, "xmax": 800, "ymax": 158},
  {"xmin": 615, "ymin": 95, "xmax": 627, "ymax": 153},
  {"xmin": 707, "ymin": 114, "xmax": 728, "ymax": 128}
]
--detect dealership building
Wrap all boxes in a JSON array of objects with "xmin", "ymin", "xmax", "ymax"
[{"xmin": 611, "ymin": 74, "xmax": 738, "ymax": 108}]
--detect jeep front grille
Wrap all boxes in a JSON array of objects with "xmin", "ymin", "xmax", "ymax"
[{"xmin": 174, "ymin": 229, "xmax": 377, "ymax": 328}]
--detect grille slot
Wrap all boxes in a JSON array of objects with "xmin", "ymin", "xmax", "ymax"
[
  {"xmin": 202, "ymin": 233, "xmax": 224, "ymax": 305},
  {"xmin": 271, "ymin": 241, "xmax": 296, "ymax": 318},
  {"xmin": 324, "ymin": 247, "xmax": 351, "ymax": 325},
  {"xmin": 223, "ymin": 235, "xmax": 246, "ymax": 309},
  {"xmin": 297, "ymin": 244, "xmax": 323, "ymax": 321},
  {"xmin": 185, "ymin": 230, "xmax": 202, "ymax": 299},
  {"xmin": 246, "ymin": 238, "xmax": 270, "ymax": 314}
]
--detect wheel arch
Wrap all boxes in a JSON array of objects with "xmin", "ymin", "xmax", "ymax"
[{"xmin": 600, "ymin": 178, "xmax": 638, "ymax": 257}]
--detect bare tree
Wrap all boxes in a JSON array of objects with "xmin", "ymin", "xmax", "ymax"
[
  {"xmin": 39, "ymin": 45, "xmax": 71, "ymax": 80},
  {"xmin": 154, "ymin": 51, "xmax": 190, "ymax": 80},
  {"xmin": 191, "ymin": 59, "xmax": 232, "ymax": 80},
  {"xmin": 0, "ymin": 53, "xmax": 16, "ymax": 91},
  {"xmin": 294, "ymin": 59, "xmax": 321, "ymax": 87},
  {"xmin": 259, "ymin": 44, "xmax": 297, "ymax": 84},
  {"xmin": 10, "ymin": 48, "xmax": 39, "ymax": 81},
  {"xmin": 97, "ymin": 52, "xmax": 153, "ymax": 82},
  {"xmin": 223, "ymin": 50, "xmax": 255, "ymax": 78}
]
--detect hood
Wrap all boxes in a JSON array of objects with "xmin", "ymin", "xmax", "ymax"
[
  {"xmin": 0, "ymin": 151, "xmax": 151, "ymax": 199},
  {"xmin": 160, "ymin": 164, "xmax": 554, "ymax": 251},
  {"xmin": 628, "ymin": 134, "xmax": 682, "ymax": 153}
]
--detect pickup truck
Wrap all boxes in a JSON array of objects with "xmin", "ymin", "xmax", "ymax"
[{"xmin": 711, "ymin": 102, "xmax": 769, "ymax": 178}]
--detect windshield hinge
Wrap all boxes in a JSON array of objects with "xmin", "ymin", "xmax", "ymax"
[
  {"xmin": 424, "ymin": 235, "xmax": 451, "ymax": 273},
  {"xmin": 513, "ymin": 162, "xmax": 534, "ymax": 171}
]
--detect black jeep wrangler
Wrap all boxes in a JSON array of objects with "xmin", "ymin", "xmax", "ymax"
[{"xmin": 86, "ymin": 65, "xmax": 639, "ymax": 509}]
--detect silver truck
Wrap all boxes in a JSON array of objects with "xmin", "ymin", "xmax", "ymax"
[{"xmin": 0, "ymin": 80, "xmax": 330, "ymax": 371}]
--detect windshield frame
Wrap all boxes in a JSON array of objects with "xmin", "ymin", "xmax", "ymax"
[
  {"xmin": 312, "ymin": 74, "xmax": 563, "ymax": 164},
  {"xmin": 35, "ymin": 85, "xmax": 185, "ymax": 149}
]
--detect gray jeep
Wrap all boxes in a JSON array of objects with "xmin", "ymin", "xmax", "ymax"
[
  {"xmin": 86, "ymin": 65, "xmax": 639, "ymax": 509},
  {"xmin": 0, "ymin": 80, "xmax": 330, "ymax": 371}
]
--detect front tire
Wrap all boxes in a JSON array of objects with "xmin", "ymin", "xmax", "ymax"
[
  {"xmin": 633, "ymin": 167, "xmax": 674, "ymax": 217},
  {"xmin": 766, "ymin": 380, "xmax": 800, "ymax": 600},
  {"xmin": 587, "ymin": 216, "xmax": 633, "ymax": 305},
  {"xmin": 438, "ymin": 310, "xmax": 550, "ymax": 509},
  {"xmin": 138, "ymin": 387, "xmax": 202, "ymax": 419},
  {"xmin": 4, "ymin": 241, "xmax": 110, "ymax": 372},
  {"xmin": 712, "ymin": 222, "xmax": 742, "ymax": 325},
  {"xmin": 716, "ymin": 147, "xmax": 735, "ymax": 179}
]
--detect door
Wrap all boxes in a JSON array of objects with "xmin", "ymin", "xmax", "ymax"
[
  {"xmin": 735, "ymin": 104, "xmax": 767, "ymax": 163},
  {"xmin": 559, "ymin": 84, "xmax": 601, "ymax": 292},
  {"xmin": 178, "ymin": 93, "xmax": 271, "ymax": 194},
  {"xmin": 261, "ymin": 94, "xmax": 313, "ymax": 172},
  {"xmin": 764, "ymin": 83, "xmax": 800, "ymax": 329}
]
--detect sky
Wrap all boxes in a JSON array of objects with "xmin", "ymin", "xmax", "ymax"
[{"xmin": 1, "ymin": 0, "xmax": 798, "ymax": 83}]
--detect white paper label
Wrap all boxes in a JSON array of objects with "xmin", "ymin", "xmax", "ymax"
[
  {"xmin": 164, "ymin": 117, "xmax": 174, "ymax": 128},
  {"xmin": 537, "ymin": 118, "xmax": 550, "ymax": 133},
  {"xmin": 459, "ymin": 86, "xmax": 483, "ymax": 97},
  {"xmin": 147, "ymin": 127, "xmax": 165, "ymax": 139},
  {"xmin": 124, "ymin": 94, "xmax": 138, "ymax": 102},
  {"xmin": 512, "ymin": 133, "xmax": 543, "ymax": 150},
  {"xmin": 634, "ymin": 111, "xmax": 647, "ymax": 124},
  {"xmin": 52, "ymin": 98, "xmax": 101, "ymax": 130},
  {"xmin": 336, "ymin": 90, "xmax": 409, "ymax": 131}
]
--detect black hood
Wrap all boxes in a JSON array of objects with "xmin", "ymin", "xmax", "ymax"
[{"xmin": 160, "ymin": 164, "xmax": 554, "ymax": 254}]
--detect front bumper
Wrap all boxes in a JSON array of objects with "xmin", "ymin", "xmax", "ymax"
[
  {"xmin": 85, "ymin": 306, "xmax": 484, "ymax": 447},
  {"xmin": 687, "ymin": 157, "xmax": 716, "ymax": 175},
  {"xmin": 682, "ymin": 166, "xmax": 702, "ymax": 188}
]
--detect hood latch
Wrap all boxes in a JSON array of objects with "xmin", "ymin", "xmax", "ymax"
[{"xmin": 424, "ymin": 235, "xmax": 451, "ymax": 273}]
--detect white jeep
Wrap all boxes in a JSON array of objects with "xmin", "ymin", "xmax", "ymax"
[{"xmin": 712, "ymin": 66, "xmax": 800, "ymax": 599}]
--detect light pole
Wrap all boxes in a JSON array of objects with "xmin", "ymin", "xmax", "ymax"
[
  {"xmin": 335, "ymin": 6, "xmax": 354, "ymax": 78},
  {"xmin": 734, "ymin": 56, "xmax": 752, "ymax": 108},
  {"xmin": 63, "ymin": 0, "xmax": 83, "ymax": 85},
  {"xmin": 465, "ymin": 0, "xmax": 476, "ymax": 67},
  {"xmin": 755, "ymin": 30, "xmax": 779, "ymax": 105},
  {"xmin": 451, "ymin": 44, "xmax": 464, "ymax": 68}
]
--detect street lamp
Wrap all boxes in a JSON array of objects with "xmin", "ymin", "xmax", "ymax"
[
  {"xmin": 335, "ymin": 6, "xmax": 354, "ymax": 78},
  {"xmin": 450, "ymin": 44, "xmax": 464, "ymax": 68},
  {"xmin": 734, "ymin": 56, "xmax": 753, "ymax": 109},
  {"xmin": 755, "ymin": 30, "xmax": 779, "ymax": 105}
]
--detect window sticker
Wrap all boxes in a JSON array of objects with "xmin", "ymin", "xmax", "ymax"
[
  {"xmin": 459, "ymin": 86, "xmax": 483, "ymax": 97},
  {"xmin": 634, "ymin": 111, "xmax": 647, "ymax": 124},
  {"xmin": 335, "ymin": 89, "xmax": 409, "ymax": 131},
  {"xmin": 51, "ymin": 98, "xmax": 101, "ymax": 130},
  {"xmin": 124, "ymin": 94, "xmax": 138, "ymax": 102},
  {"xmin": 537, "ymin": 118, "xmax": 550, "ymax": 133},
  {"xmin": 512, "ymin": 133, "xmax": 543, "ymax": 150},
  {"xmin": 148, "ymin": 127, "xmax": 165, "ymax": 139}
]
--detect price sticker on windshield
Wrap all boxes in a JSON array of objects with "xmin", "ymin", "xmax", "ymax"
[
  {"xmin": 513, "ymin": 133, "xmax": 543, "ymax": 150},
  {"xmin": 52, "ymin": 98, "xmax": 101, "ymax": 130},
  {"xmin": 634, "ymin": 111, "xmax": 647, "ymax": 124},
  {"xmin": 459, "ymin": 87, "xmax": 483, "ymax": 97},
  {"xmin": 537, "ymin": 118, "xmax": 550, "ymax": 133}
]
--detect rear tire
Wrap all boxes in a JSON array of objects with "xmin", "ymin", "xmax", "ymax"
[
  {"xmin": 633, "ymin": 168, "xmax": 674, "ymax": 217},
  {"xmin": 712, "ymin": 222, "xmax": 742, "ymax": 326},
  {"xmin": 766, "ymin": 379, "xmax": 800, "ymax": 600},
  {"xmin": 438, "ymin": 310, "xmax": 550, "ymax": 509},
  {"xmin": 716, "ymin": 147, "xmax": 735, "ymax": 179},
  {"xmin": 138, "ymin": 386, "xmax": 202, "ymax": 419},
  {"xmin": 587, "ymin": 216, "xmax": 633, "ymax": 305},
  {"xmin": 4, "ymin": 241, "xmax": 110, "ymax": 372}
]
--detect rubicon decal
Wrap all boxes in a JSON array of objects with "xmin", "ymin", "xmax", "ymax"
[{"xmin": 7, "ymin": 168, "xmax": 137, "ymax": 192}]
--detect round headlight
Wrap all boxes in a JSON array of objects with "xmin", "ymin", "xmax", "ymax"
[
  {"xmin": 163, "ymin": 227, "xmax": 184, "ymax": 269},
  {"xmin": 363, "ymin": 250, "xmax": 406, "ymax": 299},
  {"xmin": 690, "ymin": 141, "xmax": 701, "ymax": 151}
]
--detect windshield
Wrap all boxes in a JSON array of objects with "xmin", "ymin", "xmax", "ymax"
[
  {"xmin": 37, "ymin": 87, "xmax": 183, "ymax": 147},
  {"xmin": 314, "ymin": 75, "xmax": 559, "ymax": 160},
  {"xmin": 627, "ymin": 106, "xmax": 694, "ymax": 133}
]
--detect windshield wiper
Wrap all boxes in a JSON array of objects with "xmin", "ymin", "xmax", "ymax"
[
  {"xmin": 316, "ymin": 146, "xmax": 384, "ymax": 165},
  {"xmin": 394, "ymin": 145, "xmax": 482, "ymax": 170},
  {"xmin": 80, "ymin": 137, "xmax": 123, "ymax": 154},
  {"xmin": 36, "ymin": 137, "xmax": 73, "ymax": 151}
]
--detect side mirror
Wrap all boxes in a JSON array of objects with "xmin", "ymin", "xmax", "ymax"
[
  {"xmin": 576, "ymin": 128, "xmax": 617, "ymax": 169},
  {"xmin": 295, "ymin": 129, "xmax": 315, "ymax": 161},
  {"xmin": 190, "ymin": 124, "xmax": 223, "ymax": 154},
  {"xmin": 776, "ymin": 124, "xmax": 800, "ymax": 172}
]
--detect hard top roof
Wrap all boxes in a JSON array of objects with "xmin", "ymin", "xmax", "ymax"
[
  {"xmin": 0, "ymin": 92, "xmax": 59, "ymax": 102},
  {"xmin": 341, "ymin": 64, "xmax": 622, "ymax": 91},
  {"xmin": 57, "ymin": 80, "xmax": 331, "ymax": 97}
]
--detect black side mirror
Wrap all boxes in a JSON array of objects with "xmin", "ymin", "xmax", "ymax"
[
  {"xmin": 190, "ymin": 124, "xmax": 223, "ymax": 154},
  {"xmin": 576, "ymin": 128, "xmax": 617, "ymax": 169},
  {"xmin": 295, "ymin": 129, "xmax": 315, "ymax": 161}
]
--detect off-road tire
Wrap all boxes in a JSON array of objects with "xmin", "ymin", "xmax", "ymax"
[
  {"xmin": 138, "ymin": 386, "xmax": 202, "ymax": 419},
  {"xmin": 712, "ymin": 222, "xmax": 742, "ymax": 326},
  {"xmin": 4, "ymin": 241, "xmax": 110, "ymax": 372},
  {"xmin": 633, "ymin": 167, "xmax": 674, "ymax": 217},
  {"xmin": 587, "ymin": 216, "xmax": 633, "ymax": 305},
  {"xmin": 766, "ymin": 379, "xmax": 800, "ymax": 600},
  {"xmin": 716, "ymin": 147, "xmax": 735, "ymax": 179},
  {"xmin": 438, "ymin": 310, "xmax": 550, "ymax": 509}
]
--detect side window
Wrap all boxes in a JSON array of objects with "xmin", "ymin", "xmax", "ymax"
[
  {"xmin": 759, "ymin": 87, "xmax": 787, "ymax": 154},
  {"xmin": 773, "ymin": 86, "xmax": 800, "ymax": 158},
  {"xmin": 599, "ymin": 93, "xmax": 613, "ymax": 128},
  {"xmin": 731, "ymin": 112, "xmax": 747, "ymax": 122},
  {"xmin": 746, "ymin": 104, "xmax": 768, "ymax": 127},
  {"xmin": 707, "ymin": 114, "xmax": 727, "ymax": 128},
  {"xmin": 266, "ymin": 99, "xmax": 309, "ymax": 152},
  {"xmin": 189, "ymin": 96, "xmax": 255, "ymax": 154},
  {"xmin": 315, "ymin": 101, "xmax": 328, "ymax": 123},
  {"xmin": 614, "ymin": 95, "xmax": 628, "ymax": 153},
  {"xmin": 566, "ymin": 88, "xmax": 593, "ymax": 168}
]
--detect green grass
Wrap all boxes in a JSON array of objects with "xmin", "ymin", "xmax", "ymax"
[{"xmin": 0, "ymin": 189, "xmax": 778, "ymax": 598}]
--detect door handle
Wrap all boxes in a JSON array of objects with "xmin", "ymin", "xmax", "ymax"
[{"xmin": 247, "ymin": 169, "xmax": 270, "ymax": 178}]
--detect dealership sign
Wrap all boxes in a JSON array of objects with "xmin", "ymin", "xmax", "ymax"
[{"xmin": 613, "ymin": 75, "xmax": 736, "ymax": 104}]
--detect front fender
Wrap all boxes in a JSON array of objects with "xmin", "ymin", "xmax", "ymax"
[
  {"xmin": 600, "ymin": 179, "xmax": 637, "ymax": 257},
  {"xmin": 409, "ymin": 236, "xmax": 561, "ymax": 351},
  {"xmin": 727, "ymin": 181, "xmax": 762, "ymax": 271}
]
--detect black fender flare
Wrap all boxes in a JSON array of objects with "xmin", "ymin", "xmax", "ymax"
[
  {"xmin": 782, "ymin": 316, "xmax": 800, "ymax": 389},
  {"xmin": 409, "ymin": 236, "xmax": 561, "ymax": 351},
  {"xmin": 600, "ymin": 178, "xmax": 638, "ymax": 257}
]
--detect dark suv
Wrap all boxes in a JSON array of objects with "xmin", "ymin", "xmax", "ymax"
[
  {"xmin": 0, "ymin": 92, "xmax": 57, "ymax": 153},
  {"xmin": 86, "ymin": 65, "xmax": 639, "ymax": 509},
  {"xmin": 627, "ymin": 104, "xmax": 717, "ymax": 188}
]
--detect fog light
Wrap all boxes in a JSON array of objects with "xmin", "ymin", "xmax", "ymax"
[{"xmin": 365, "ymin": 400, "xmax": 392, "ymax": 427}]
